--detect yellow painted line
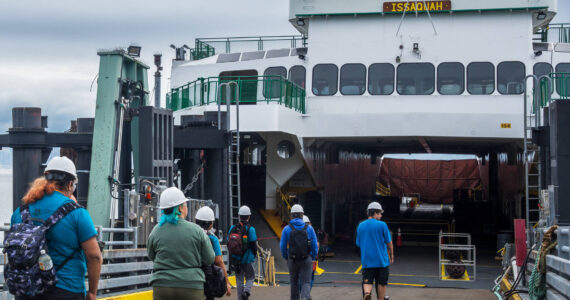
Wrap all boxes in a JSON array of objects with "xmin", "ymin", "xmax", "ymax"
[
  {"xmin": 259, "ymin": 209, "xmax": 283, "ymax": 239},
  {"xmin": 353, "ymin": 264, "xmax": 362, "ymax": 274},
  {"xmin": 389, "ymin": 282, "xmax": 426, "ymax": 287},
  {"xmin": 98, "ymin": 290, "xmax": 152, "ymax": 300},
  {"xmin": 325, "ymin": 259, "xmax": 361, "ymax": 263}
]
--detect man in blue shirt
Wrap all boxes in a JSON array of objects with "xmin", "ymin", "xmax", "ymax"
[
  {"xmin": 227, "ymin": 206, "xmax": 257, "ymax": 300},
  {"xmin": 356, "ymin": 202, "xmax": 394, "ymax": 300},
  {"xmin": 280, "ymin": 204, "xmax": 318, "ymax": 300}
]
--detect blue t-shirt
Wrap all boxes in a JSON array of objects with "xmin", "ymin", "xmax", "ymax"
[
  {"xmin": 356, "ymin": 219, "xmax": 392, "ymax": 268},
  {"xmin": 227, "ymin": 224, "xmax": 257, "ymax": 264},
  {"xmin": 11, "ymin": 191, "xmax": 98, "ymax": 294},
  {"xmin": 208, "ymin": 234, "xmax": 222, "ymax": 256}
]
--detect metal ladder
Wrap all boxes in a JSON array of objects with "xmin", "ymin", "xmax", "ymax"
[
  {"xmin": 218, "ymin": 82, "xmax": 241, "ymax": 226},
  {"xmin": 228, "ymin": 128, "xmax": 241, "ymax": 226},
  {"xmin": 523, "ymin": 75, "xmax": 542, "ymax": 230}
]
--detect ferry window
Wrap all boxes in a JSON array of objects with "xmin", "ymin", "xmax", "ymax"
[
  {"xmin": 264, "ymin": 67, "xmax": 287, "ymax": 98},
  {"xmin": 312, "ymin": 64, "xmax": 338, "ymax": 96},
  {"xmin": 534, "ymin": 63, "xmax": 552, "ymax": 79},
  {"xmin": 534, "ymin": 63, "xmax": 553, "ymax": 95},
  {"xmin": 397, "ymin": 63, "xmax": 435, "ymax": 95},
  {"xmin": 555, "ymin": 63, "xmax": 570, "ymax": 96},
  {"xmin": 289, "ymin": 65, "xmax": 306, "ymax": 89},
  {"xmin": 368, "ymin": 63, "xmax": 394, "ymax": 95},
  {"xmin": 217, "ymin": 53, "xmax": 241, "ymax": 63},
  {"xmin": 467, "ymin": 62, "xmax": 494, "ymax": 95},
  {"xmin": 437, "ymin": 63, "xmax": 464, "ymax": 95},
  {"xmin": 219, "ymin": 69, "xmax": 258, "ymax": 103},
  {"xmin": 241, "ymin": 51, "xmax": 265, "ymax": 61},
  {"xmin": 266, "ymin": 49, "xmax": 290, "ymax": 59},
  {"xmin": 498, "ymin": 61, "xmax": 525, "ymax": 95},
  {"xmin": 340, "ymin": 64, "xmax": 366, "ymax": 95}
]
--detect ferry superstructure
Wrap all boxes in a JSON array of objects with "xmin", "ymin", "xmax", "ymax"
[{"xmin": 169, "ymin": 0, "xmax": 570, "ymax": 216}]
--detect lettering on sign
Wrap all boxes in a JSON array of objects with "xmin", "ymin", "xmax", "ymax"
[
  {"xmin": 500, "ymin": 123, "xmax": 512, "ymax": 129},
  {"xmin": 383, "ymin": 1, "xmax": 452, "ymax": 13}
]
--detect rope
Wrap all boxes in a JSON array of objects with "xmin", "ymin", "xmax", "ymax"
[{"xmin": 529, "ymin": 225, "xmax": 558, "ymax": 300}]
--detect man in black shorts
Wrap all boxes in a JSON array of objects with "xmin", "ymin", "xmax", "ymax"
[{"xmin": 356, "ymin": 202, "xmax": 394, "ymax": 300}]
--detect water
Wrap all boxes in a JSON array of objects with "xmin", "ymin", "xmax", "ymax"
[
  {"xmin": 0, "ymin": 170, "xmax": 13, "ymax": 224},
  {"xmin": 0, "ymin": 170, "xmax": 13, "ymax": 241}
]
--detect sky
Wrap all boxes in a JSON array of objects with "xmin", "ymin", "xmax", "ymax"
[{"xmin": 0, "ymin": 0, "xmax": 569, "ymax": 168}]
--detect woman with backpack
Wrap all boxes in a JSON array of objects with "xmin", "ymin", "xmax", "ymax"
[
  {"xmin": 195, "ymin": 206, "xmax": 232, "ymax": 299},
  {"xmin": 147, "ymin": 187, "xmax": 215, "ymax": 300},
  {"xmin": 7, "ymin": 156, "xmax": 102, "ymax": 300}
]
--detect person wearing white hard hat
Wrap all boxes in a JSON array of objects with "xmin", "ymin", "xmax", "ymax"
[
  {"xmin": 280, "ymin": 204, "xmax": 318, "ymax": 300},
  {"xmin": 147, "ymin": 187, "xmax": 215, "ymax": 300},
  {"xmin": 226, "ymin": 205, "xmax": 257, "ymax": 300},
  {"xmin": 356, "ymin": 202, "xmax": 394, "ymax": 300},
  {"xmin": 195, "ymin": 206, "xmax": 232, "ymax": 299},
  {"xmin": 9, "ymin": 156, "xmax": 102, "ymax": 300}
]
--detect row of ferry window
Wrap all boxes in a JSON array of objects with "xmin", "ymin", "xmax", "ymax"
[{"xmin": 264, "ymin": 62, "xmax": 570, "ymax": 96}]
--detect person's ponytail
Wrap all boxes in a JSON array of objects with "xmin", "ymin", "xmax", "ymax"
[{"xmin": 22, "ymin": 177, "xmax": 57, "ymax": 205}]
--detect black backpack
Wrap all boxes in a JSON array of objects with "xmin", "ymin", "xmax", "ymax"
[
  {"xmin": 202, "ymin": 264, "xmax": 226, "ymax": 298},
  {"xmin": 203, "ymin": 235, "xmax": 227, "ymax": 298},
  {"xmin": 288, "ymin": 223, "xmax": 311, "ymax": 260}
]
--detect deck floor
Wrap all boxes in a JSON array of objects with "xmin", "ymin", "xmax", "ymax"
[{"xmin": 249, "ymin": 286, "xmax": 497, "ymax": 299}]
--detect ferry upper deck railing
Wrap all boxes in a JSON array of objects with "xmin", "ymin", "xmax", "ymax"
[
  {"xmin": 167, "ymin": 75, "xmax": 306, "ymax": 114},
  {"xmin": 537, "ymin": 72, "xmax": 570, "ymax": 110},
  {"xmin": 536, "ymin": 23, "xmax": 570, "ymax": 43},
  {"xmin": 189, "ymin": 35, "xmax": 307, "ymax": 60}
]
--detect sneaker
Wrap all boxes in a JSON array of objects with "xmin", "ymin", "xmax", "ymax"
[
  {"xmin": 242, "ymin": 292, "xmax": 250, "ymax": 300},
  {"xmin": 363, "ymin": 293, "xmax": 371, "ymax": 300},
  {"xmin": 385, "ymin": 297, "xmax": 389, "ymax": 300}
]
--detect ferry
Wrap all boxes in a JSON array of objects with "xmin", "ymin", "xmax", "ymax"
[{"xmin": 1, "ymin": 0, "xmax": 569, "ymax": 299}]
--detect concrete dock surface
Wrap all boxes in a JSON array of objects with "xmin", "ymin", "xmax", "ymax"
[{"xmin": 247, "ymin": 286, "xmax": 497, "ymax": 299}]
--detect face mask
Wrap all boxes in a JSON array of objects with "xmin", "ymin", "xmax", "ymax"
[{"xmin": 72, "ymin": 180, "xmax": 77, "ymax": 193}]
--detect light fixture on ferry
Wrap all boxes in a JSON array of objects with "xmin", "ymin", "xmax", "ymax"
[
  {"xmin": 296, "ymin": 18, "xmax": 305, "ymax": 26},
  {"xmin": 537, "ymin": 11, "xmax": 547, "ymax": 21},
  {"xmin": 127, "ymin": 45, "xmax": 142, "ymax": 58}
]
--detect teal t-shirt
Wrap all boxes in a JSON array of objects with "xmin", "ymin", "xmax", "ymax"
[
  {"xmin": 227, "ymin": 225, "xmax": 257, "ymax": 264},
  {"xmin": 208, "ymin": 234, "xmax": 222, "ymax": 256},
  {"xmin": 11, "ymin": 191, "xmax": 98, "ymax": 294},
  {"xmin": 356, "ymin": 219, "xmax": 392, "ymax": 268}
]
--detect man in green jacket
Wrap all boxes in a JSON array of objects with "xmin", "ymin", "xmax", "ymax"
[{"xmin": 147, "ymin": 187, "xmax": 215, "ymax": 300}]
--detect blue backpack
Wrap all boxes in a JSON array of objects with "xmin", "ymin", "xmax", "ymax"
[{"xmin": 3, "ymin": 201, "xmax": 81, "ymax": 297}]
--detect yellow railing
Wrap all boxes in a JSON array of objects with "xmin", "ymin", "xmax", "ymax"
[{"xmin": 375, "ymin": 181, "xmax": 391, "ymax": 196}]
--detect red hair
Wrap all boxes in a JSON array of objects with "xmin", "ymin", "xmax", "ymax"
[{"xmin": 22, "ymin": 177, "xmax": 57, "ymax": 205}]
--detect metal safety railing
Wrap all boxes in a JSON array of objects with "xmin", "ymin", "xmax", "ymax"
[
  {"xmin": 96, "ymin": 226, "xmax": 138, "ymax": 248},
  {"xmin": 189, "ymin": 35, "xmax": 307, "ymax": 60},
  {"xmin": 537, "ymin": 23, "xmax": 570, "ymax": 43},
  {"xmin": 167, "ymin": 75, "xmax": 306, "ymax": 114},
  {"xmin": 438, "ymin": 232, "xmax": 476, "ymax": 282},
  {"xmin": 536, "ymin": 72, "xmax": 569, "ymax": 111}
]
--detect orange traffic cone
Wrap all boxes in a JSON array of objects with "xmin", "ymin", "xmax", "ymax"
[{"xmin": 396, "ymin": 227, "xmax": 402, "ymax": 247}]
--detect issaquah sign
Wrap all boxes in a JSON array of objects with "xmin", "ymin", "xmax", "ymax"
[{"xmin": 383, "ymin": 1, "xmax": 452, "ymax": 13}]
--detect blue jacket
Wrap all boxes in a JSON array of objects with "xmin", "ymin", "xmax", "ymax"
[{"xmin": 280, "ymin": 218, "xmax": 318, "ymax": 260}]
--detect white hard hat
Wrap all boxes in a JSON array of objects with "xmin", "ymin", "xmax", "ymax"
[
  {"xmin": 303, "ymin": 215, "xmax": 310, "ymax": 223},
  {"xmin": 159, "ymin": 187, "xmax": 188, "ymax": 209},
  {"xmin": 195, "ymin": 206, "xmax": 215, "ymax": 221},
  {"xmin": 45, "ymin": 156, "xmax": 77, "ymax": 178},
  {"xmin": 367, "ymin": 202, "xmax": 384, "ymax": 212},
  {"xmin": 238, "ymin": 205, "xmax": 251, "ymax": 216},
  {"xmin": 291, "ymin": 204, "xmax": 304, "ymax": 213}
]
